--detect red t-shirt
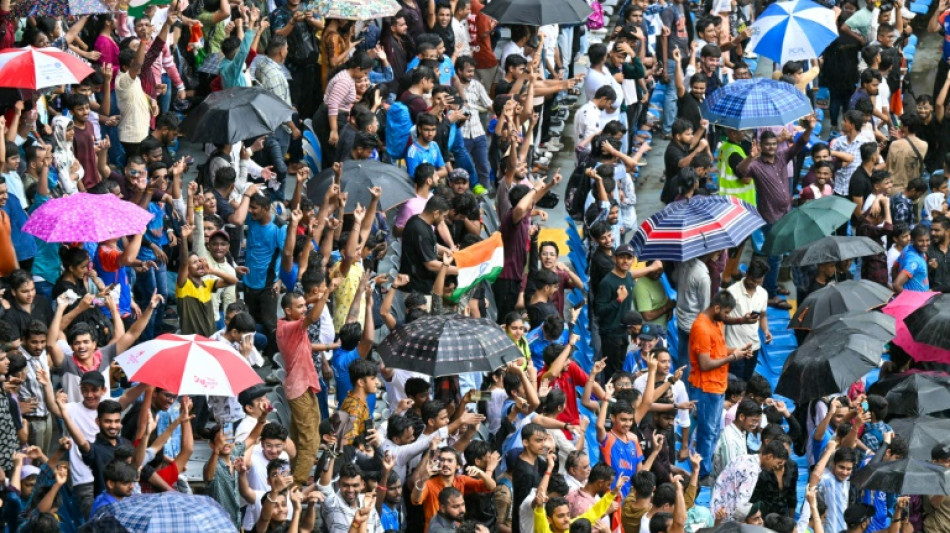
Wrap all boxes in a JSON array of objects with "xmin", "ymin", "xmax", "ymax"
[
  {"xmin": 468, "ymin": 0, "xmax": 498, "ymax": 69},
  {"xmin": 73, "ymin": 122, "xmax": 99, "ymax": 190},
  {"xmin": 538, "ymin": 361, "xmax": 589, "ymax": 434}
]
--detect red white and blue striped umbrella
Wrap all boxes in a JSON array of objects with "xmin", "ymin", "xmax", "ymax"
[{"xmin": 630, "ymin": 195, "xmax": 765, "ymax": 262}]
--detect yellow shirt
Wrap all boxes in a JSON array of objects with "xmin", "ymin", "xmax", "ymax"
[{"xmin": 532, "ymin": 491, "xmax": 616, "ymax": 533}]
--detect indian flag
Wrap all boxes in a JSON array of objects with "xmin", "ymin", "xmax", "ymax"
[
  {"xmin": 128, "ymin": 0, "xmax": 173, "ymax": 18},
  {"xmin": 448, "ymin": 232, "xmax": 504, "ymax": 303}
]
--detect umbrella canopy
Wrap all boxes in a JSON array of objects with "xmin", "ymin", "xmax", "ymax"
[
  {"xmin": 852, "ymin": 458, "xmax": 950, "ymax": 496},
  {"xmin": 22, "ymin": 193, "xmax": 154, "ymax": 243},
  {"xmin": 789, "ymin": 279, "xmax": 892, "ymax": 330},
  {"xmin": 701, "ymin": 523, "xmax": 777, "ymax": 533},
  {"xmin": 701, "ymin": 78, "xmax": 813, "ymax": 130},
  {"xmin": 14, "ymin": 0, "xmax": 111, "ymax": 17},
  {"xmin": 377, "ymin": 314, "xmax": 523, "ymax": 377},
  {"xmin": 748, "ymin": 0, "xmax": 838, "ymax": 64},
  {"xmin": 630, "ymin": 195, "xmax": 764, "ymax": 261},
  {"xmin": 775, "ymin": 331, "xmax": 885, "ymax": 403},
  {"xmin": 889, "ymin": 416, "xmax": 950, "ymax": 460},
  {"xmin": 115, "ymin": 334, "xmax": 262, "ymax": 396},
  {"xmin": 180, "ymin": 87, "xmax": 293, "ymax": 145},
  {"xmin": 784, "ymin": 235, "xmax": 885, "ymax": 266},
  {"xmin": 306, "ymin": 160, "xmax": 416, "ymax": 213},
  {"xmin": 806, "ymin": 311, "xmax": 895, "ymax": 343},
  {"xmin": 311, "ymin": 0, "xmax": 401, "ymax": 20},
  {"xmin": 88, "ymin": 492, "xmax": 235, "ymax": 532},
  {"xmin": 883, "ymin": 373, "xmax": 950, "ymax": 418},
  {"xmin": 904, "ymin": 293, "xmax": 950, "ymax": 351},
  {"xmin": 0, "ymin": 47, "xmax": 95, "ymax": 89},
  {"xmin": 481, "ymin": 0, "xmax": 593, "ymax": 26},
  {"xmin": 762, "ymin": 196, "xmax": 856, "ymax": 256},
  {"xmin": 882, "ymin": 290, "xmax": 950, "ymax": 363}
]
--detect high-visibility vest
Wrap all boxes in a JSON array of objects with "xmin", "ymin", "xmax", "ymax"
[{"xmin": 718, "ymin": 141, "xmax": 757, "ymax": 206}]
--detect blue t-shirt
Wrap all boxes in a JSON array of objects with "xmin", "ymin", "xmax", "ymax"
[
  {"xmin": 381, "ymin": 502, "xmax": 402, "ymax": 531},
  {"xmin": 332, "ymin": 346, "xmax": 377, "ymax": 413},
  {"xmin": 406, "ymin": 141, "xmax": 446, "ymax": 177},
  {"xmin": 599, "ymin": 432, "xmax": 642, "ymax": 498},
  {"xmin": 90, "ymin": 492, "xmax": 119, "ymax": 515},
  {"xmin": 137, "ymin": 202, "xmax": 168, "ymax": 262},
  {"xmin": 4, "ymin": 193, "xmax": 36, "ymax": 261},
  {"xmin": 405, "ymin": 55, "xmax": 455, "ymax": 85},
  {"xmin": 27, "ymin": 193, "xmax": 61, "ymax": 284},
  {"xmin": 527, "ymin": 328, "xmax": 569, "ymax": 371},
  {"xmin": 280, "ymin": 263, "xmax": 300, "ymax": 292},
  {"xmin": 811, "ymin": 427, "xmax": 834, "ymax": 464},
  {"xmin": 898, "ymin": 245, "xmax": 929, "ymax": 291},
  {"xmin": 244, "ymin": 219, "xmax": 287, "ymax": 290}
]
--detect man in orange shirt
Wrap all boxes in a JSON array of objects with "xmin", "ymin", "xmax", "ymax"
[
  {"xmin": 688, "ymin": 290, "xmax": 753, "ymax": 483},
  {"xmin": 410, "ymin": 444, "xmax": 498, "ymax": 531},
  {"xmin": 0, "ymin": 176, "xmax": 17, "ymax": 277}
]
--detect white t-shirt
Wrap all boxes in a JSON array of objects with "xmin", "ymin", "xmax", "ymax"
[
  {"xmin": 724, "ymin": 282, "xmax": 768, "ymax": 351},
  {"xmin": 247, "ymin": 445, "xmax": 291, "ymax": 492},
  {"xmin": 584, "ymin": 66, "xmax": 622, "ymax": 122},
  {"xmin": 499, "ymin": 42, "xmax": 524, "ymax": 70},
  {"xmin": 66, "ymin": 402, "xmax": 100, "ymax": 485},
  {"xmin": 887, "ymin": 245, "xmax": 903, "ymax": 284}
]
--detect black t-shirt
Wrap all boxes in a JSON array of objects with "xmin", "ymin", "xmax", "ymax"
[
  {"xmin": 527, "ymin": 300, "xmax": 559, "ymax": 329},
  {"xmin": 399, "ymin": 215, "xmax": 439, "ymax": 293},
  {"xmin": 510, "ymin": 453, "xmax": 547, "ymax": 533},
  {"xmin": 495, "ymin": 78, "xmax": 515, "ymax": 96},
  {"xmin": 919, "ymin": 116, "xmax": 947, "ymax": 173},
  {"xmin": 677, "ymin": 93, "xmax": 703, "ymax": 133},
  {"xmin": 589, "ymin": 248, "xmax": 614, "ymax": 303},
  {"xmin": 848, "ymin": 166, "xmax": 872, "ymax": 209},
  {"xmin": 664, "ymin": 141, "xmax": 690, "ymax": 184}
]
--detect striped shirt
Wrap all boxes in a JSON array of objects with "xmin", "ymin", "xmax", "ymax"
[{"xmin": 325, "ymin": 69, "xmax": 358, "ymax": 118}]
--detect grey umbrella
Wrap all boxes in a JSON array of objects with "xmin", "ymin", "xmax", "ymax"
[
  {"xmin": 789, "ymin": 279, "xmax": 893, "ymax": 330},
  {"xmin": 180, "ymin": 87, "xmax": 293, "ymax": 145},
  {"xmin": 306, "ymin": 159, "xmax": 416, "ymax": 213},
  {"xmin": 481, "ymin": 0, "xmax": 593, "ymax": 26},
  {"xmin": 784, "ymin": 235, "xmax": 885, "ymax": 266},
  {"xmin": 806, "ymin": 311, "xmax": 895, "ymax": 342}
]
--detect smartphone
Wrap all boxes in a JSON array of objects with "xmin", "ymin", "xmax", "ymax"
[
  {"xmin": 470, "ymin": 391, "xmax": 488, "ymax": 402},
  {"xmin": 861, "ymin": 401, "xmax": 869, "ymax": 412},
  {"xmin": 748, "ymin": 311, "xmax": 761, "ymax": 319},
  {"xmin": 222, "ymin": 424, "xmax": 235, "ymax": 441},
  {"xmin": 242, "ymin": 332, "xmax": 254, "ymax": 343},
  {"xmin": 572, "ymin": 298, "xmax": 587, "ymax": 310}
]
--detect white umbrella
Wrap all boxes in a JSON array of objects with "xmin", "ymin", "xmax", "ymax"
[
  {"xmin": 0, "ymin": 47, "xmax": 94, "ymax": 89},
  {"xmin": 748, "ymin": 0, "xmax": 838, "ymax": 65}
]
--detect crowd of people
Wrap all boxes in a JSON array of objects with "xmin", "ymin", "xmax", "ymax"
[{"xmin": 0, "ymin": 0, "xmax": 946, "ymax": 531}]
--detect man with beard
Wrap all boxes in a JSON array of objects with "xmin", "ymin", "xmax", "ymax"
[
  {"xmin": 319, "ymin": 457, "xmax": 385, "ymax": 533},
  {"xmin": 429, "ymin": 487, "xmax": 466, "ymax": 533},
  {"xmin": 382, "ymin": 11, "xmax": 415, "ymax": 91},
  {"xmin": 412, "ymin": 446, "xmax": 495, "ymax": 532}
]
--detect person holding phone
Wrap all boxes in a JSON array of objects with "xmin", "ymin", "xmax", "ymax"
[{"xmin": 722, "ymin": 259, "xmax": 772, "ymax": 382}]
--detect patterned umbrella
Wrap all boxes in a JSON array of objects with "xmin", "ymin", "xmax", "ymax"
[
  {"xmin": 630, "ymin": 195, "xmax": 765, "ymax": 262},
  {"xmin": 310, "ymin": 0, "xmax": 400, "ymax": 20},
  {"xmin": 701, "ymin": 78, "xmax": 813, "ymax": 130},
  {"xmin": 87, "ymin": 493, "xmax": 235, "ymax": 532},
  {"xmin": 22, "ymin": 192, "xmax": 154, "ymax": 243},
  {"xmin": 748, "ymin": 0, "xmax": 838, "ymax": 64},
  {"xmin": 377, "ymin": 314, "xmax": 523, "ymax": 377},
  {"xmin": 882, "ymin": 290, "xmax": 950, "ymax": 363},
  {"xmin": 14, "ymin": 0, "xmax": 111, "ymax": 17}
]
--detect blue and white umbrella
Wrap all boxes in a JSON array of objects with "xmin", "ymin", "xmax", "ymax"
[
  {"xmin": 701, "ymin": 78, "xmax": 814, "ymax": 130},
  {"xmin": 748, "ymin": 0, "xmax": 838, "ymax": 65}
]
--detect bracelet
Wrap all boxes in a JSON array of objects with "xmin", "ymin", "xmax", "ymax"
[{"xmin": 414, "ymin": 480, "xmax": 425, "ymax": 491}]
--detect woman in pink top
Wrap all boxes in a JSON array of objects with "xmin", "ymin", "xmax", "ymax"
[
  {"xmin": 91, "ymin": 14, "xmax": 120, "ymax": 91},
  {"xmin": 313, "ymin": 52, "xmax": 375, "ymax": 166}
]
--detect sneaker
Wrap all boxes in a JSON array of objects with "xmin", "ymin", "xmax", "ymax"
[
  {"xmin": 265, "ymin": 370, "xmax": 281, "ymax": 385},
  {"xmin": 473, "ymin": 184, "xmax": 488, "ymax": 196}
]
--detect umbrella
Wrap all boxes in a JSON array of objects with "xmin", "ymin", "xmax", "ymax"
[
  {"xmin": 789, "ymin": 279, "xmax": 893, "ymax": 330},
  {"xmin": 806, "ymin": 311, "xmax": 895, "ymax": 343},
  {"xmin": 882, "ymin": 373, "xmax": 950, "ymax": 418},
  {"xmin": 377, "ymin": 314, "xmax": 523, "ymax": 377},
  {"xmin": 180, "ymin": 87, "xmax": 293, "ymax": 145},
  {"xmin": 22, "ymin": 192, "xmax": 154, "ymax": 243},
  {"xmin": 311, "ymin": 0, "xmax": 401, "ymax": 20},
  {"xmin": 701, "ymin": 78, "xmax": 813, "ymax": 130},
  {"xmin": 852, "ymin": 458, "xmax": 950, "ymax": 496},
  {"xmin": 86, "ymin": 492, "xmax": 235, "ymax": 532},
  {"xmin": 881, "ymin": 290, "xmax": 950, "ymax": 363},
  {"xmin": 747, "ymin": 0, "xmax": 839, "ymax": 64},
  {"xmin": 698, "ymin": 524, "xmax": 776, "ymax": 533},
  {"xmin": 0, "ymin": 47, "xmax": 95, "ymax": 90},
  {"xmin": 481, "ymin": 0, "xmax": 593, "ymax": 26},
  {"xmin": 306, "ymin": 160, "xmax": 416, "ymax": 213},
  {"xmin": 904, "ymin": 293, "xmax": 950, "ymax": 351},
  {"xmin": 114, "ymin": 334, "xmax": 262, "ymax": 396},
  {"xmin": 889, "ymin": 416, "xmax": 950, "ymax": 460},
  {"xmin": 630, "ymin": 195, "xmax": 765, "ymax": 262},
  {"xmin": 14, "ymin": 0, "xmax": 111, "ymax": 17},
  {"xmin": 784, "ymin": 235, "xmax": 885, "ymax": 267},
  {"xmin": 762, "ymin": 195, "xmax": 856, "ymax": 256},
  {"xmin": 775, "ymin": 331, "xmax": 885, "ymax": 403}
]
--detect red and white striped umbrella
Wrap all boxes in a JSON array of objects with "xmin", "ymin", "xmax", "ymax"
[
  {"xmin": 115, "ymin": 334, "xmax": 263, "ymax": 396},
  {"xmin": 0, "ymin": 47, "xmax": 94, "ymax": 89}
]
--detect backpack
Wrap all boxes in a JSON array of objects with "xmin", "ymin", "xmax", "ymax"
[
  {"xmin": 386, "ymin": 95, "xmax": 423, "ymax": 161},
  {"xmin": 791, "ymin": 399, "xmax": 818, "ymax": 457},
  {"xmin": 565, "ymin": 159, "xmax": 595, "ymax": 220}
]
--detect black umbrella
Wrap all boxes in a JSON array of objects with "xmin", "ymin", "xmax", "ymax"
[
  {"xmin": 789, "ymin": 280, "xmax": 893, "ymax": 330},
  {"xmin": 890, "ymin": 416, "xmax": 950, "ymax": 460},
  {"xmin": 882, "ymin": 373, "xmax": 950, "ymax": 418},
  {"xmin": 775, "ymin": 331, "xmax": 885, "ymax": 403},
  {"xmin": 697, "ymin": 523, "xmax": 776, "ymax": 533},
  {"xmin": 180, "ymin": 87, "xmax": 294, "ymax": 145},
  {"xmin": 852, "ymin": 458, "xmax": 950, "ymax": 495},
  {"xmin": 481, "ymin": 0, "xmax": 593, "ymax": 26},
  {"xmin": 784, "ymin": 235, "xmax": 885, "ymax": 267},
  {"xmin": 377, "ymin": 314, "xmax": 523, "ymax": 377},
  {"xmin": 806, "ymin": 311, "xmax": 895, "ymax": 343},
  {"xmin": 905, "ymin": 293, "xmax": 950, "ymax": 351},
  {"xmin": 306, "ymin": 160, "xmax": 415, "ymax": 213}
]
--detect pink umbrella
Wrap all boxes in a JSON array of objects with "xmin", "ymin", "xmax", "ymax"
[
  {"xmin": 882, "ymin": 290, "xmax": 950, "ymax": 364},
  {"xmin": 22, "ymin": 193, "xmax": 155, "ymax": 243},
  {"xmin": 115, "ymin": 334, "xmax": 262, "ymax": 396}
]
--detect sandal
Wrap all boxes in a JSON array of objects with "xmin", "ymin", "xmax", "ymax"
[
  {"xmin": 768, "ymin": 297, "xmax": 791, "ymax": 310},
  {"xmin": 776, "ymin": 286, "xmax": 791, "ymax": 296}
]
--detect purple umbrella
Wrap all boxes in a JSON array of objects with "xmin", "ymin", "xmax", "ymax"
[{"xmin": 23, "ymin": 193, "xmax": 155, "ymax": 243}]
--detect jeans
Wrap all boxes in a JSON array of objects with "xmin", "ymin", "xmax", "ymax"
[
  {"xmin": 691, "ymin": 386, "xmax": 725, "ymax": 478},
  {"xmin": 73, "ymin": 482, "xmax": 94, "ymax": 519},
  {"xmin": 492, "ymin": 278, "xmax": 521, "ymax": 324},
  {"xmin": 26, "ymin": 415, "xmax": 53, "ymax": 454},
  {"xmin": 264, "ymin": 128, "xmax": 291, "ymax": 190},
  {"xmin": 677, "ymin": 328, "xmax": 690, "ymax": 371},
  {"xmin": 464, "ymin": 135, "xmax": 491, "ymax": 189},
  {"xmin": 600, "ymin": 333, "xmax": 629, "ymax": 383},
  {"xmin": 662, "ymin": 59, "xmax": 679, "ymax": 135},
  {"xmin": 730, "ymin": 348, "xmax": 760, "ymax": 382},
  {"xmin": 133, "ymin": 261, "xmax": 168, "ymax": 342},
  {"xmin": 34, "ymin": 280, "xmax": 53, "ymax": 300},
  {"xmin": 159, "ymin": 73, "xmax": 172, "ymax": 114},
  {"xmin": 245, "ymin": 285, "xmax": 279, "ymax": 357},
  {"xmin": 758, "ymin": 223, "xmax": 781, "ymax": 298},
  {"xmin": 450, "ymin": 131, "xmax": 478, "ymax": 187},
  {"xmin": 288, "ymin": 391, "xmax": 322, "ymax": 484},
  {"xmin": 828, "ymin": 90, "xmax": 852, "ymax": 133}
]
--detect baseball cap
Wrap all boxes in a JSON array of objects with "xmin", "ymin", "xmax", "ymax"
[
  {"xmin": 238, "ymin": 385, "xmax": 269, "ymax": 408},
  {"xmin": 448, "ymin": 168, "xmax": 470, "ymax": 182},
  {"xmin": 843, "ymin": 504, "xmax": 875, "ymax": 526},
  {"xmin": 615, "ymin": 243, "xmax": 636, "ymax": 257},
  {"xmin": 79, "ymin": 371, "xmax": 106, "ymax": 388},
  {"xmin": 932, "ymin": 443, "xmax": 950, "ymax": 461},
  {"xmin": 621, "ymin": 310, "xmax": 644, "ymax": 327},
  {"xmin": 208, "ymin": 229, "xmax": 230, "ymax": 242},
  {"xmin": 638, "ymin": 323, "xmax": 665, "ymax": 341}
]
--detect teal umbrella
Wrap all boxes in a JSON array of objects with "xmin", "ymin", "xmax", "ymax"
[{"xmin": 762, "ymin": 195, "xmax": 855, "ymax": 256}]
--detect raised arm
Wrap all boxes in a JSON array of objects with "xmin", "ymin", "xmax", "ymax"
[{"xmin": 115, "ymin": 292, "xmax": 163, "ymax": 353}]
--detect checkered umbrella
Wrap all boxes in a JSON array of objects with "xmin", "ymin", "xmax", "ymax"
[
  {"xmin": 701, "ymin": 78, "xmax": 813, "ymax": 130},
  {"xmin": 85, "ymin": 493, "xmax": 234, "ymax": 532},
  {"xmin": 630, "ymin": 195, "xmax": 765, "ymax": 262},
  {"xmin": 377, "ymin": 314, "xmax": 523, "ymax": 377}
]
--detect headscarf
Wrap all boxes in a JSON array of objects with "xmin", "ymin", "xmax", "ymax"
[{"xmin": 51, "ymin": 116, "xmax": 80, "ymax": 195}]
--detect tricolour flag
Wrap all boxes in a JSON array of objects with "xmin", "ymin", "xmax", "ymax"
[
  {"xmin": 128, "ymin": 0, "xmax": 172, "ymax": 18},
  {"xmin": 448, "ymin": 231, "xmax": 503, "ymax": 302}
]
